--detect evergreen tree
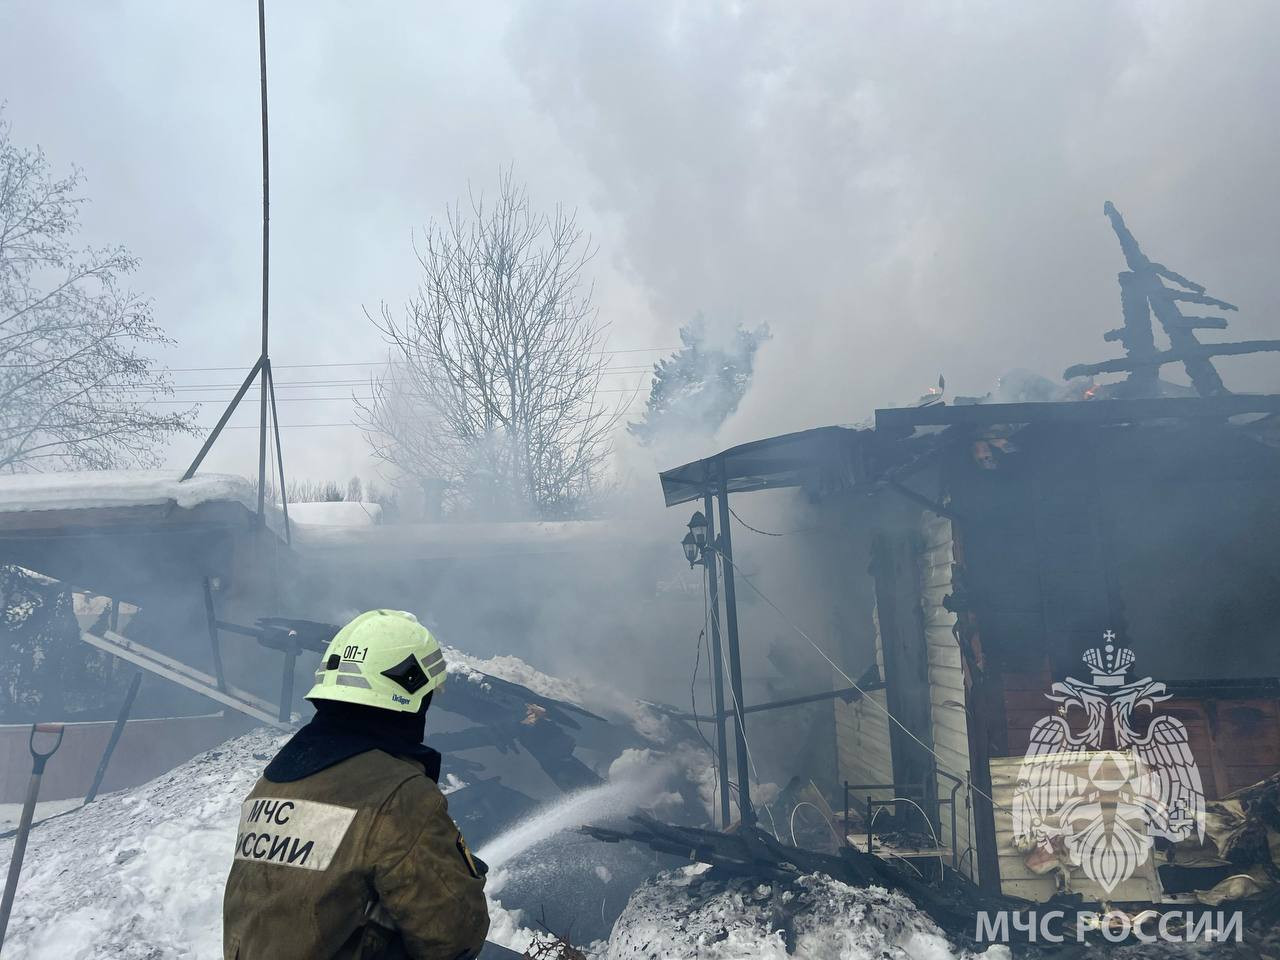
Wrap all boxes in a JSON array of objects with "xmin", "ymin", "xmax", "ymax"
[{"xmin": 629, "ymin": 316, "xmax": 769, "ymax": 445}]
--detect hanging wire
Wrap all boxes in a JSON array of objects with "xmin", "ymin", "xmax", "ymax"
[
  {"xmin": 727, "ymin": 504, "xmax": 821, "ymax": 538},
  {"xmin": 715, "ymin": 548, "xmax": 1010, "ymax": 815},
  {"xmin": 868, "ymin": 797, "xmax": 945, "ymax": 881},
  {"xmin": 788, "ymin": 800, "xmax": 842, "ymax": 848},
  {"xmin": 0, "ymin": 347, "xmax": 678, "ymax": 372}
]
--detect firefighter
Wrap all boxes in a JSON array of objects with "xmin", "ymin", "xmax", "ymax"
[{"xmin": 223, "ymin": 609, "xmax": 489, "ymax": 960}]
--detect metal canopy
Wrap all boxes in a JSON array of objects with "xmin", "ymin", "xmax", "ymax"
[{"xmin": 658, "ymin": 425, "xmax": 865, "ymax": 508}]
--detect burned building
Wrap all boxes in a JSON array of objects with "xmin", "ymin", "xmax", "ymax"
[
  {"xmin": 657, "ymin": 205, "xmax": 1280, "ymax": 907},
  {"xmin": 661, "ymin": 392, "xmax": 1280, "ymax": 903}
]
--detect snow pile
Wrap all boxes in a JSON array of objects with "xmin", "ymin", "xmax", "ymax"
[
  {"xmin": 0, "ymin": 728, "xmax": 279, "ymax": 959},
  {"xmin": 603, "ymin": 866, "xmax": 977, "ymax": 960},
  {"xmin": 442, "ymin": 651, "xmax": 682, "ymax": 741},
  {"xmin": 287, "ymin": 500, "xmax": 382, "ymax": 526},
  {"xmin": 443, "ymin": 646, "xmax": 593, "ymax": 707},
  {"xmin": 441, "ymin": 646, "xmax": 492, "ymax": 689},
  {"xmin": 0, "ymin": 470, "xmax": 256, "ymax": 515},
  {"xmin": 0, "ymin": 729, "xmax": 532, "ymax": 960},
  {"xmin": 441, "ymin": 772, "xmax": 468, "ymax": 795}
]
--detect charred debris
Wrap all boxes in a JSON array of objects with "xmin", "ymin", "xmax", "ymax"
[{"xmin": 583, "ymin": 204, "xmax": 1280, "ymax": 951}]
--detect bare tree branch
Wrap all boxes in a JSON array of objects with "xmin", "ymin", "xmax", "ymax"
[
  {"xmin": 357, "ymin": 170, "xmax": 624, "ymax": 519},
  {"xmin": 0, "ymin": 115, "xmax": 197, "ymax": 472}
]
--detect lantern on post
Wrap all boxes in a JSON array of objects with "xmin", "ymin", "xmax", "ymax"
[
  {"xmin": 689, "ymin": 510, "xmax": 708, "ymax": 544},
  {"xmin": 681, "ymin": 531, "xmax": 700, "ymax": 567},
  {"xmin": 682, "ymin": 510, "xmax": 710, "ymax": 567}
]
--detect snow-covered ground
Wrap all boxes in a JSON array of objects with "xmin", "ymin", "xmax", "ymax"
[
  {"xmin": 0, "ymin": 730, "xmax": 533, "ymax": 959},
  {"xmin": 605, "ymin": 866, "xmax": 984, "ymax": 960},
  {"xmin": 0, "ymin": 798, "xmax": 83, "ymax": 832},
  {"xmin": 0, "ymin": 725, "xmax": 983, "ymax": 960},
  {"xmin": 0, "ymin": 729, "xmax": 278, "ymax": 959}
]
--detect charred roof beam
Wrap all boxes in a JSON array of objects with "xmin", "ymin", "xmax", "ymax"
[
  {"xmin": 1063, "ymin": 202, "xmax": 1280, "ymax": 397},
  {"xmin": 874, "ymin": 393, "xmax": 1280, "ymax": 431}
]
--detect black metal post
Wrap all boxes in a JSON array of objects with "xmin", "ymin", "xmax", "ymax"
[
  {"xmin": 84, "ymin": 672, "xmax": 142, "ymax": 804},
  {"xmin": 716, "ymin": 461, "xmax": 754, "ymax": 827},
  {"xmin": 279, "ymin": 648, "xmax": 296, "ymax": 724},
  {"xmin": 203, "ymin": 577, "xmax": 227, "ymax": 692},
  {"xmin": 106, "ymin": 599, "xmax": 119, "ymax": 683},
  {"xmin": 703, "ymin": 493, "xmax": 732, "ymax": 829}
]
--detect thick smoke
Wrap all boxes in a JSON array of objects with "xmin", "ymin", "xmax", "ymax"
[
  {"xmin": 498, "ymin": 1, "xmax": 1280, "ymax": 791},
  {"xmin": 5, "ymin": 2, "xmax": 1276, "ymax": 477},
  {"xmin": 3, "ymin": 0, "xmax": 1279, "ymax": 817},
  {"xmin": 508, "ymin": 0, "xmax": 1280, "ymax": 445}
]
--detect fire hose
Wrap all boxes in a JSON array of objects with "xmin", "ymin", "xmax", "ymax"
[{"xmin": 0, "ymin": 722, "xmax": 65, "ymax": 953}]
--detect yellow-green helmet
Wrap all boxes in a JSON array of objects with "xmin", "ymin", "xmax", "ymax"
[{"xmin": 307, "ymin": 610, "xmax": 446, "ymax": 713}]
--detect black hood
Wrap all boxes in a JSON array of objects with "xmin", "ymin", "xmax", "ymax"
[{"xmin": 264, "ymin": 695, "xmax": 440, "ymax": 783}]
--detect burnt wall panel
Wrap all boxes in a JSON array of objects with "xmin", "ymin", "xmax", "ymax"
[{"xmin": 947, "ymin": 421, "xmax": 1280, "ymax": 685}]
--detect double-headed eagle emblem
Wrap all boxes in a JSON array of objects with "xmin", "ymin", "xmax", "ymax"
[{"xmin": 1011, "ymin": 632, "xmax": 1205, "ymax": 893}]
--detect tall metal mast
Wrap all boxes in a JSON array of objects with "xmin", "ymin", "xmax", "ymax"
[{"xmin": 183, "ymin": 0, "xmax": 290, "ymax": 543}]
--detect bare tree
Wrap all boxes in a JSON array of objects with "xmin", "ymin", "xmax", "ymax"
[
  {"xmin": 0, "ymin": 117, "xmax": 196, "ymax": 472},
  {"xmin": 358, "ymin": 171, "xmax": 624, "ymax": 519}
]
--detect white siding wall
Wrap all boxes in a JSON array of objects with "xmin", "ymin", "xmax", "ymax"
[
  {"xmin": 990, "ymin": 755, "xmax": 1163, "ymax": 902},
  {"xmin": 919, "ymin": 515, "xmax": 979, "ymax": 882},
  {"xmin": 834, "ymin": 606, "xmax": 894, "ymax": 810}
]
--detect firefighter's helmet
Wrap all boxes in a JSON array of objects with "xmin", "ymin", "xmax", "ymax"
[{"xmin": 306, "ymin": 610, "xmax": 446, "ymax": 713}]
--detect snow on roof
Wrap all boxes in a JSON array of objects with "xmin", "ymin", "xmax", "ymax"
[
  {"xmin": 0, "ymin": 470, "xmax": 257, "ymax": 515},
  {"xmin": 286, "ymin": 500, "xmax": 382, "ymax": 526}
]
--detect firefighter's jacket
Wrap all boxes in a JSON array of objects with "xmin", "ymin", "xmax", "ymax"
[{"xmin": 222, "ymin": 732, "xmax": 489, "ymax": 960}]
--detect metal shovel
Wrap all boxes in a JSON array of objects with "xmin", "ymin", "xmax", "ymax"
[{"xmin": 0, "ymin": 723, "xmax": 65, "ymax": 954}]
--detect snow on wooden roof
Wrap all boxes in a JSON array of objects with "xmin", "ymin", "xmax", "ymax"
[{"xmin": 0, "ymin": 470, "xmax": 256, "ymax": 516}]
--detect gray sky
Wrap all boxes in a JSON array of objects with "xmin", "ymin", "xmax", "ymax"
[{"xmin": 3, "ymin": 1, "xmax": 1278, "ymax": 486}]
